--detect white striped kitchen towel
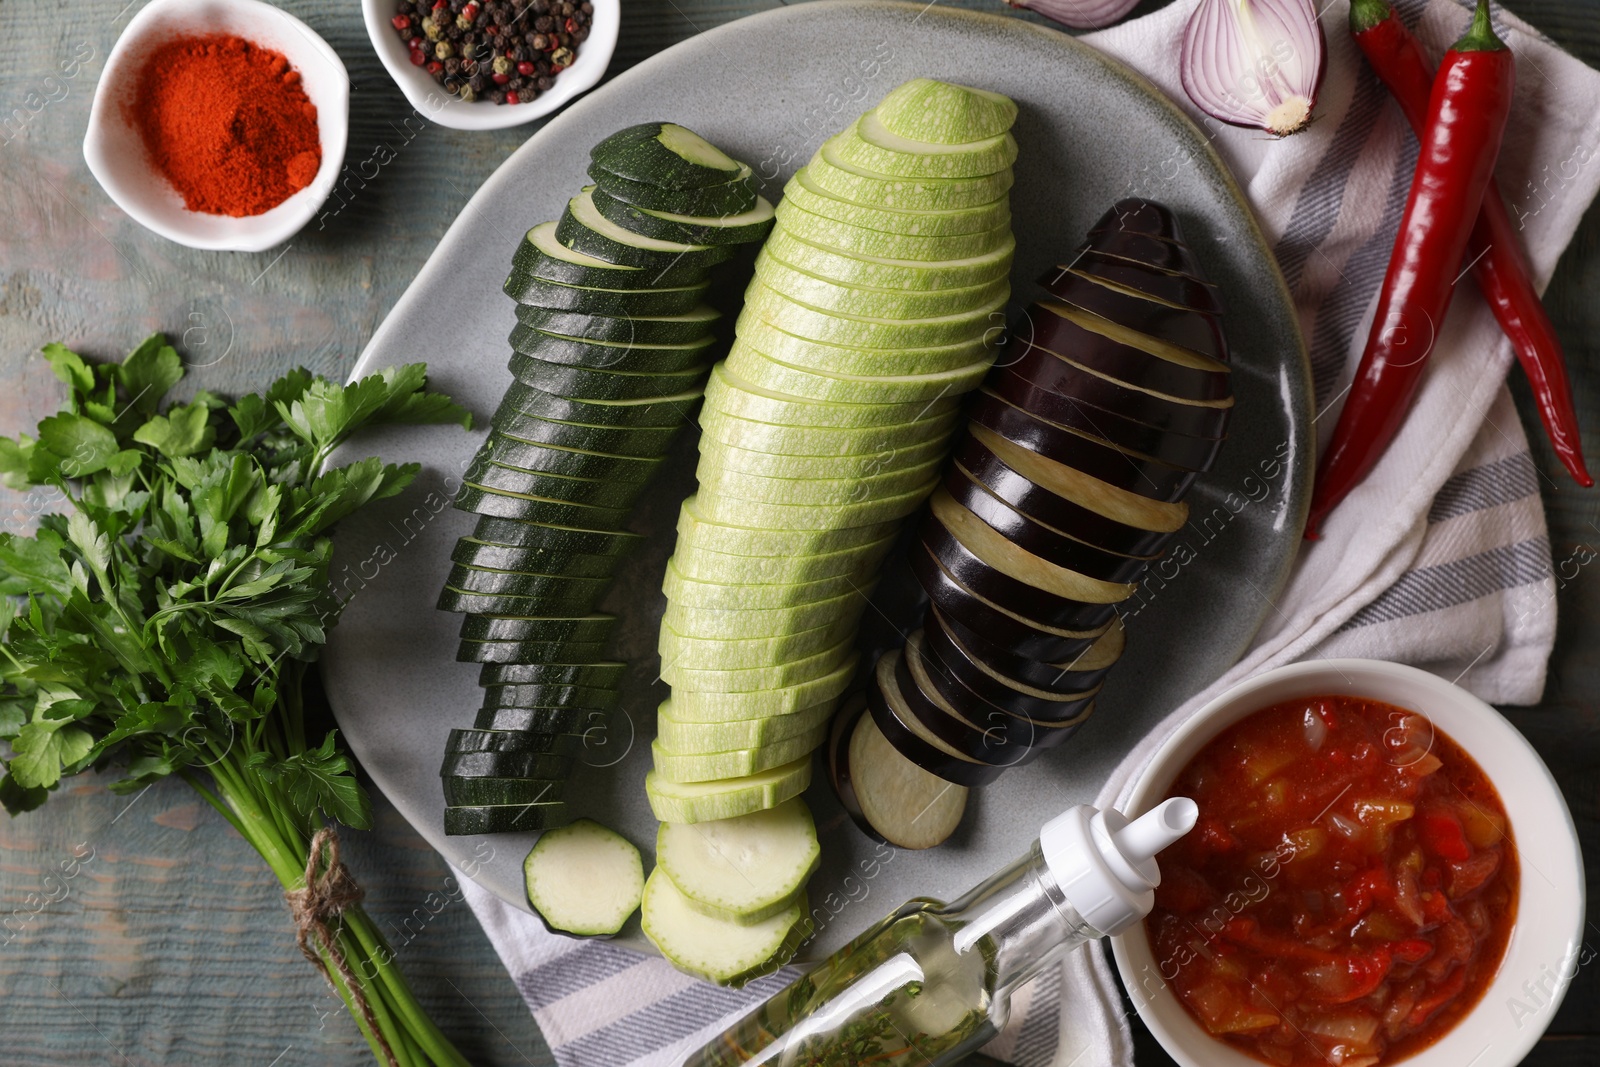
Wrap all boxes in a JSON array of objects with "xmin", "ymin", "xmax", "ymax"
[{"xmin": 460, "ymin": 1, "xmax": 1600, "ymax": 1064}]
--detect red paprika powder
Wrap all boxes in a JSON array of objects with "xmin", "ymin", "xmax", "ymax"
[{"xmin": 130, "ymin": 34, "xmax": 321, "ymax": 217}]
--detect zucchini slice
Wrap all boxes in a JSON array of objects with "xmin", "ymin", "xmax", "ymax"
[
  {"xmin": 649, "ymin": 726, "xmax": 829, "ymax": 784},
  {"xmin": 447, "ymin": 728, "xmax": 585, "ymax": 755},
  {"xmin": 591, "ymin": 187, "xmax": 776, "ymax": 247},
  {"xmin": 479, "ymin": 437, "xmax": 663, "ymax": 485},
  {"xmin": 446, "ymin": 562, "xmax": 613, "ymax": 601},
  {"xmin": 508, "ymin": 221, "xmax": 704, "ymax": 290},
  {"xmin": 473, "ymin": 705, "xmax": 594, "ymax": 733},
  {"xmin": 453, "ymin": 484, "xmax": 632, "ymax": 529},
  {"xmin": 481, "ymin": 661, "xmax": 627, "ymax": 688},
  {"xmin": 506, "ymin": 273, "xmax": 710, "ymax": 317},
  {"xmin": 437, "ymin": 586, "xmax": 605, "ymax": 618},
  {"xmin": 644, "ymin": 754, "xmax": 812, "ymax": 824},
  {"xmin": 471, "ymin": 516, "xmax": 641, "ymax": 555},
  {"xmin": 482, "ymin": 682, "xmax": 620, "ymax": 710},
  {"xmin": 440, "ymin": 750, "xmax": 575, "ymax": 780},
  {"xmin": 461, "ymin": 612, "xmax": 616, "ymax": 644},
  {"xmin": 463, "ymin": 460, "xmax": 648, "ymax": 510},
  {"xmin": 556, "ymin": 188, "xmax": 733, "ymax": 271},
  {"xmin": 507, "ymin": 325, "xmax": 717, "ymax": 373},
  {"xmin": 655, "ymin": 799, "xmax": 820, "ymax": 923},
  {"xmin": 491, "ymin": 414, "xmax": 690, "ymax": 458},
  {"xmin": 524, "ymin": 819, "xmax": 645, "ymax": 937},
  {"xmin": 588, "ymin": 163, "xmax": 758, "ymax": 217},
  {"xmin": 497, "ymin": 383, "xmax": 700, "ymax": 429},
  {"xmin": 443, "ymin": 801, "xmax": 568, "ymax": 836},
  {"xmin": 453, "ymin": 538, "xmax": 623, "ymax": 579},
  {"xmin": 456, "ymin": 638, "xmax": 608, "ymax": 664},
  {"xmin": 589, "ymin": 122, "xmax": 745, "ymax": 188},
  {"xmin": 513, "ymin": 303, "xmax": 721, "ymax": 346},
  {"xmin": 507, "ymin": 351, "xmax": 711, "ymax": 403},
  {"xmin": 641, "ymin": 870, "xmax": 806, "ymax": 986},
  {"xmin": 444, "ymin": 776, "xmax": 568, "ymax": 807}
]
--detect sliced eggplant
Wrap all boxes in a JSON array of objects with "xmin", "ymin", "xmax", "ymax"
[
  {"xmin": 867, "ymin": 651, "xmax": 1005, "ymax": 787},
  {"xmin": 1060, "ymin": 252, "xmax": 1223, "ymax": 315},
  {"xmin": 908, "ymin": 623, "xmax": 1100, "ymax": 724},
  {"xmin": 1018, "ymin": 305, "xmax": 1231, "ymax": 404},
  {"xmin": 833, "ymin": 695, "xmax": 968, "ymax": 850},
  {"xmin": 929, "ymin": 606, "xmax": 1123, "ymax": 694},
  {"xmin": 996, "ymin": 344, "xmax": 1232, "ymax": 437},
  {"xmin": 892, "ymin": 639, "xmax": 1034, "ymax": 764}
]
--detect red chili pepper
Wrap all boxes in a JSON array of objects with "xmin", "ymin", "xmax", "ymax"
[
  {"xmin": 1306, "ymin": 0, "xmax": 1517, "ymax": 538},
  {"xmin": 1348, "ymin": 0, "xmax": 1590, "ymax": 489}
]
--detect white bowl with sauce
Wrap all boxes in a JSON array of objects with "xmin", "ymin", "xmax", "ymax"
[
  {"xmin": 84, "ymin": 0, "xmax": 349, "ymax": 252},
  {"xmin": 1113, "ymin": 659, "xmax": 1584, "ymax": 1067},
  {"xmin": 360, "ymin": 0, "xmax": 619, "ymax": 131}
]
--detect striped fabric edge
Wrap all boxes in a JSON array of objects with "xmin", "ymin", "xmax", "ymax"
[
  {"xmin": 1427, "ymin": 452, "xmax": 1542, "ymax": 523},
  {"xmin": 1010, "ymin": 962, "xmax": 1064, "ymax": 1067},
  {"xmin": 1337, "ymin": 537, "xmax": 1553, "ymax": 630}
]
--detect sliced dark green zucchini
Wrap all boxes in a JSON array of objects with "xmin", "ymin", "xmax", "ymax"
[
  {"xmin": 589, "ymin": 122, "xmax": 747, "ymax": 188},
  {"xmin": 460, "ymin": 613, "xmax": 617, "ymax": 644},
  {"xmin": 482, "ymin": 434, "xmax": 664, "ymax": 485},
  {"xmin": 591, "ymin": 187, "xmax": 776, "ymax": 246},
  {"xmin": 589, "ymin": 164, "xmax": 758, "ymax": 217},
  {"xmin": 513, "ymin": 303, "xmax": 721, "ymax": 346},
  {"xmin": 472, "ymin": 517, "xmax": 641, "ymax": 555},
  {"xmin": 481, "ymin": 661, "xmax": 627, "ymax": 688},
  {"xmin": 446, "ymin": 562, "xmax": 612, "ymax": 600},
  {"xmin": 444, "ymin": 777, "xmax": 571, "ymax": 807},
  {"xmin": 473, "ymin": 705, "xmax": 594, "ymax": 732},
  {"xmin": 492, "ymin": 414, "xmax": 689, "ymax": 458},
  {"xmin": 556, "ymin": 189, "xmax": 734, "ymax": 271},
  {"xmin": 463, "ymin": 459, "xmax": 648, "ymax": 509},
  {"xmin": 482, "ymin": 683, "xmax": 621, "ymax": 710},
  {"xmin": 508, "ymin": 351, "xmax": 711, "ymax": 402},
  {"xmin": 457, "ymin": 638, "xmax": 609, "ymax": 664},
  {"xmin": 454, "ymin": 484, "xmax": 632, "ymax": 529},
  {"xmin": 508, "ymin": 221, "xmax": 706, "ymax": 290},
  {"xmin": 507, "ymin": 324, "xmax": 717, "ymax": 374},
  {"xmin": 437, "ymin": 586, "xmax": 605, "ymax": 617},
  {"xmin": 505, "ymin": 274, "xmax": 710, "ymax": 317},
  {"xmin": 498, "ymin": 383, "xmax": 700, "ymax": 428},
  {"xmin": 443, "ymin": 800, "xmax": 569, "ymax": 836},
  {"xmin": 447, "ymin": 728, "xmax": 586, "ymax": 756},
  {"xmin": 452, "ymin": 538, "xmax": 623, "ymax": 579},
  {"xmin": 442, "ymin": 749, "xmax": 576, "ymax": 779}
]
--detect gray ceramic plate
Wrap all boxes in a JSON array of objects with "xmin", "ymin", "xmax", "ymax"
[{"xmin": 323, "ymin": 0, "xmax": 1312, "ymax": 960}]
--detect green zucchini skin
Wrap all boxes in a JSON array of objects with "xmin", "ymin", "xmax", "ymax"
[
  {"xmin": 444, "ymin": 776, "xmax": 572, "ymax": 807},
  {"xmin": 589, "ymin": 164, "xmax": 758, "ymax": 217},
  {"xmin": 480, "ymin": 662, "xmax": 627, "ymax": 688},
  {"xmin": 514, "ymin": 303, "xmax": 721, "ymax": 346},
  {"xmin": 457, "ymin": 639, "xmax": 609, "ymax": 664},
  {"xmin": 507, "ymin": 324, "xmax": 718, "ymax": 372},
  {"xmin": 497, "ymin": 383, "xmax": 700, "ymax": 429},
  {"xmin": 452, "ymin": 537, "xmax": 624, "ymax": 578},
  {"xmin": 471, "ymin": 516, "xmax": 640, "ymax": 555},
  {"xmin": 443, "ymin": 801, "xmax": 570, "ymax": 835},
  {"xmin": 480, "ymin": 435, "xmax": 664, "ymax": 485},
  {"xmin": 556, "ymin": 198, "xmax": 733, "ymax": 272},
  {"xmin": 459, "ymin": 613, "xmax": 617, "ymax": 644},
  {"xmin": 452, "ymin": 484, "xmax": 632, "ymax": 529},
  {"xmin": 589, "ymin": 122, "xmax": 748, "ymax": 189},
  {"xmin": 437, "ymin": 586, "xmax": 606, "ymax": 617},
  {"xmin": 590, "ymin": 187, "xmax": 776, "ymax": 247},
  {"xmin": 447, "ymin": 728, "xmax": 585, "ymax": 756},
  {"xmin": 441, "ymin": 750, "xmax": 576, "ymax": 780},
  {"xmin": 507, "ymin": 351, "xmax": 711, "ymax": 402},
  {"xmin": 490, "ymin": 415, "xmax": 689, "ymax": 458},
  {"xmin": 462, "ymin": 459, "xmax": 648, "ymax": 510},
  {"xmin": 445, "ymin": 563, "xmax": 613, "ymax": 601},
  {"xmin": 473, "ymin": 705, "xmax": 595, "ymax": 733},
  {"xmin": 506, "ymin": 274, "xmax": 710, "ymax": 316},
  {"xmin": 481, "ymin": 683, "xmax": 621, "ymax": 710}
]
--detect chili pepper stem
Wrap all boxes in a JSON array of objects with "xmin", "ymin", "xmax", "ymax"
[
  {"xmin": 1455, "ymin": 0, "xmax": 1504, "ymax": 53},
  {"xmin": 1347, "ymin": 0, "xmax": 1394, "ymax": 34}
]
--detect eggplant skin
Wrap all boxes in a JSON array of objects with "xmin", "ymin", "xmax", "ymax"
[{"xmin": 854, "ymin": 199, "xmax": 1236, "ymax": 799}]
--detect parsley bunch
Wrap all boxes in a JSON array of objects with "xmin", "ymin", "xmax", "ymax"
[{"xmin": 0, "ymin": 336, "xmax": 472, "ymax": 1067}]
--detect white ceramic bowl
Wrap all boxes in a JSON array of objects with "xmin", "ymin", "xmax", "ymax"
[
  {"xmin": 83, "ymin": 0, "xmax": 349, "ymax": 252},
  {"xmin": 1113, "ymin": 659, "xmax": 1584, "ymax": 1067},
  {"xmin": 361, "ymin": 0, "xmax": 619, "ymax": 131}
]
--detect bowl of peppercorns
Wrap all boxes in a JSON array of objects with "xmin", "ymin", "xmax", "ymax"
[{"xmin": 363, "ymin": 0, "xmax": 616, "ymax": 130}]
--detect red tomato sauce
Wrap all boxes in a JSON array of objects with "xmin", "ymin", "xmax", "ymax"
[{"xmin": 1147, "ymin": 695, "xmax": 1517, "ymax": 1066}]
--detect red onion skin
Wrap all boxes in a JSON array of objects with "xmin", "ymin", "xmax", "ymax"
[
  {"xmin": 1180, "ymin": 0, "xmax": 1327, "ymax": 136},
  {"xmin": 1008, "ymin": 0, "xmax": 1142, "ymax": 32}
]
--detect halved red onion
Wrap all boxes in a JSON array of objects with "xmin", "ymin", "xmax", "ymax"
[
  {"xmin": 1180, "ymin": 0, "xmax": 1326, "ymax": 136},
  {"xmin": 1008, "ymin": 0, "xmax": 1141, "ymax": 31}
]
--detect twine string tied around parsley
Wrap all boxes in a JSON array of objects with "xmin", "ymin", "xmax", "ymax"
[{"xmin": 285, "ymin": 826, "xmax": 399, "ymax": 1067}]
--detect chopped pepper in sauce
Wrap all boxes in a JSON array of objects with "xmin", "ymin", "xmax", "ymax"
[{"xmin": 1148, "ymin": 696, "xmax": 1516, "ymax": 1067}]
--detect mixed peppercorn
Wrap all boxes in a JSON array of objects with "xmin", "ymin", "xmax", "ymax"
[{"xmin": 390, "ymin": 0, "xmax": 594, "ymax": 105}]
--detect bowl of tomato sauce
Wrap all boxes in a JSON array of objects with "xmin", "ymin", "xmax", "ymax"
[{"xmin": 1112, "ymin": 659, "xmax": 1583, "ymax": 1067}]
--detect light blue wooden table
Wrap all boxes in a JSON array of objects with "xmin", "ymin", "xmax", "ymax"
[{"xmin": 1, "ymin": 1, "xmax": 1595, "ymax": 1064}]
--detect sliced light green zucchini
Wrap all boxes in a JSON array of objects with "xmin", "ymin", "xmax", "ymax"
[
  {"xmin": 656, "ymin": 698, "xmax": 836, "ymax": 752},
  {"xmin": 644, "ymin": 754, "xmax": 812, "ymax": 824},
  {"xmin": 525, "ymin": 819, "xmax": 645, "ymax": 936},
  {"xmin": 702, "ymin": 363, "xmax": 960, "ymax": 429},
  {"xmin": 809, "ymin": 141, "xmax": 1015, "ymax": 211},
  {"xmin": 774, "ymin": 198, "xmax": 1012, "ymax": 262},
  {"xmin": 834, "ymin": 117, "xmax": 1018, "ymax": 179},
  {"xmin": 764, "ymin": 227, "xmax": 1014, "ymax": 291},
  {"xmin": 724, "ymin": 343, "xmax": 993, "ymax": 404},
  {"xmin": 872, "ymin": 78, "xmax": 1018, "ymax": 145},
  {"xmin": 651, "ymin": 726, "xmax": 828, "ymax": 783},
  {"xmin": 641, "ymin": 870, "xmax": 807, "ymax": 986},
  {"xmin": 784, "ymin": 167, "xmax": 1010, "ymax": 235},
  {"xmin": 655, "ymin": 799, "xmax": 820, "ymax": 923}
]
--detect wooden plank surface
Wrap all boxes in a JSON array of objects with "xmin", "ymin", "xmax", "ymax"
[{"xmin": 1, "ymin": 0, "xmax": 1596, "ymax": 1064}]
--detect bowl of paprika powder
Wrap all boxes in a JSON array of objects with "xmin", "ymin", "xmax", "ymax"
[{"xmin": 84, "ymin": 0, "xmax": 348, "ymax": 252}]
